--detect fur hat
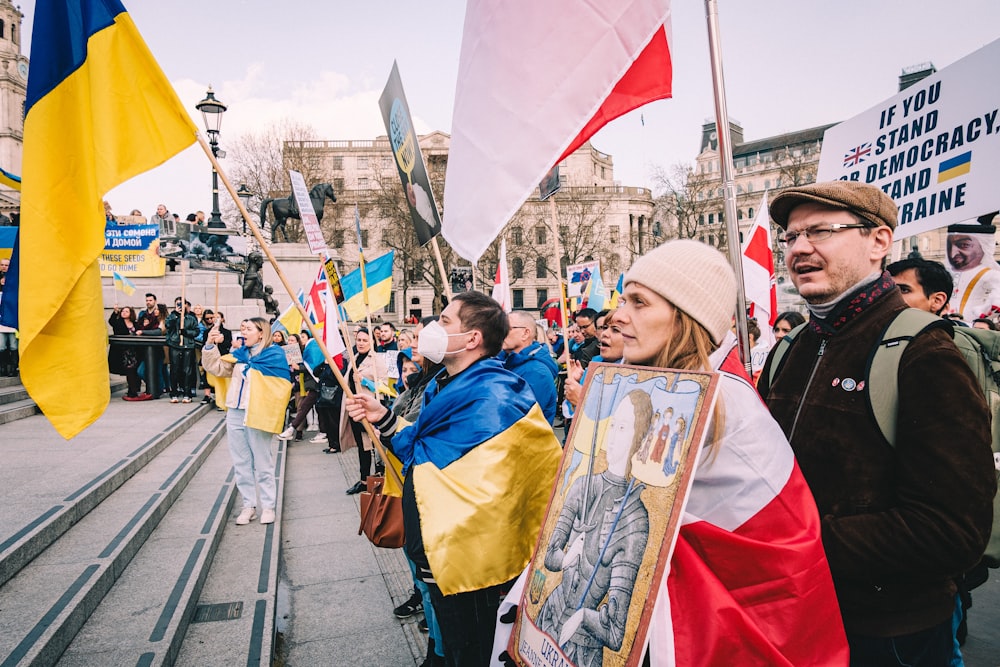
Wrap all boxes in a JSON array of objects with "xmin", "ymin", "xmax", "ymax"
[
  {"xmin": 624, "ymin": 240, "xmax": 735, "ymax": 345},
  {"xmin": 770, "ymin": 181, "xmax": 897, "ymax": 230}
]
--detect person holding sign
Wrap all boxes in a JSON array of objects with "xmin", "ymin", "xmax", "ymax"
[{"xmin": 496, "ymin": 240, "xmax": 847, "ymax": 666}]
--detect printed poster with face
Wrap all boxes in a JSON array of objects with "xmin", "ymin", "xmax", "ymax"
[{"xmin": 510, "ymin": 364, "xmax": 719, "ymax": 667}]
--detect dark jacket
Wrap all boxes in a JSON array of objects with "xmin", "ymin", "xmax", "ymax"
[
  {"xmin": 499, "ymin": 342, "xmax": 558, "ymax": 424},
  {"xmin": 164, "ymin": 311, "xmax": 199, "ymax": 349},
  {"xmin": 759, "ymin": 283, "xmax": 995, "ymax": 637},
  {"xmin": 572, "ymin": 335, "xmax": 600, "ymax": 368}
]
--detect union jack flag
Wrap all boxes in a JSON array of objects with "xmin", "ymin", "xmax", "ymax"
[{"xmin": 843, "ymin": 143, "xmax": 872, "ymax": 168}]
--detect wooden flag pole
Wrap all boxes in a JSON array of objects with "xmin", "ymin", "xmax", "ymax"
[
  {"xmin": 430, "ymin": 236, "xmax": 453, "ymax": 307},
  {"xmin": 705, "ymin": 0, "xmax": 751, "ymax": 371},
  {"xmin": 353, "ymin": 206, "xmax": 383, "ymax": 398},
  {"xmin": 196, "ymin": 134, "xmax": 402, "ymax": 488}
]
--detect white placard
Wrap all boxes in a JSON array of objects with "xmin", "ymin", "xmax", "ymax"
[
  {"xmin": 817, "ymin": 39, "xmax": 1000, "ymax": 238},
  {"xmin": 289, "ymin": 169, "xmax": 328, "ymax": 253}
]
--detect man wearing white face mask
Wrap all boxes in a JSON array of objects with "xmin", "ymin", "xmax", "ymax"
[{"xmin": 347, "ymin": 291, "xmax": 562, "ymax": 667}]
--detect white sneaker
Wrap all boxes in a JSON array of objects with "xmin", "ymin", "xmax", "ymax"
[
  {"xmin": 277, "ymin": 427, "xmax": 296, "ymax": 441},
  {"xmin": 260, "ymin": 508, "xmax": 276, "ymax": 524},
  {"xmin": 309, "ymin": 433, "xmax": 329, "ymax": 443},
  {"xmin": 236, "ymin": 507, "xmax": 257, "ymax": 525}
]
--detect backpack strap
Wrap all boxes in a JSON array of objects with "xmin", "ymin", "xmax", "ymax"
[
  {"xmin": 867, "ymin": 309, "xmax": 951, "ymax": 447},
  {"xmin": 764, "ymin": 322, "xmax": 808, "ymax": 390}
]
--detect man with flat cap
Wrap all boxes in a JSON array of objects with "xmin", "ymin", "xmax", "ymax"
[
  {"xmin": 947, "ymin": 213, "xmax": 1000, "ymax": 323},
  {"xmin": 758, "ymin": 180, "xmax": 994, "ymax": 665}
]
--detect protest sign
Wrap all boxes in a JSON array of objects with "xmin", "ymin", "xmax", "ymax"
[
  {"xmin": 817, "ymin": 39, "xmax": 1000, "ymax": 237},
  {"xmin": 290, "ymin": 169, "xmax": 327, "ymax": 254},
  {"xmin": 511, "ymin": 364, "xmax": 718, "ymax": 667},
  {"xmin": 99, "ymin": 223, "xmax": 165, "ymax": 277},
  {"xmin": 157, "ymin": 224, "xmax": 248, "ymax": 273}
]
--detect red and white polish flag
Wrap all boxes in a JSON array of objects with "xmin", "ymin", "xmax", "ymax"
[
  {"xmin": 741, "ymin": 192, "xmax": 778, "ymax": 345},
  {"xmin": 443, "ymin": 0, "xmax": 674, "ymax": 261}
]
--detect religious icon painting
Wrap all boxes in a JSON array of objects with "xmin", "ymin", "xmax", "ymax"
[{"xmin": 509, "ymin": 363, "xmax": 720, "ymax": 667}]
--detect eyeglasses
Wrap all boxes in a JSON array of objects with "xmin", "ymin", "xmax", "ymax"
[{"xmin": 779, "ymin": 223, "xmax": 869, "ymax": 247}]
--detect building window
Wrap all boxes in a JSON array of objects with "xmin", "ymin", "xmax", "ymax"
[
  {"xmin": 601, "ymin": 166, "xmax": 606, "ymax": 179},
  {"xmin": 381, "ymin": 156, "xmax": 393, "ymax": 170},
  {"xmin": 535, "ymin": 226, "xmax": 547, "ymax": 245},
  {"xmin": 358, "ymin": 177, "xmax": 369, "ymax": 190},
  {"xmin": 387, "ymin": 293, "xmax": 396, "ymax": 313},
  {"xmin": 536, "ymin": 257, "xmax": 547, "ymax": 279},
  {"xmin": 334, "ymin": 178, "xmax": 344, "ymax": 191},
  {"xmin": 708, "ymin": 213, "xmax": 714, "ymax": 225},
  {"xmin": 332, "ymin": 229, "xmax": 344, "ymax": 248},
  {"xmin": 764, "ymin": 179, "xmax": 771, "ymax": 189},
  {"xmin": 609, "ymin": 226, "xmax": 619, "ymax": 244},
  {"xmin": 512, "ymin": 257, "xmax": 524, "ymax": 279},
  {"xmin": 536, "ymin": 288, "xmax": 548, "ymax": 307},
  {"xmin": 513, "ymin": 289, "xmax": 524, "ymax": 309},
  {"xmin": 737, "ymin": 209, "xmax": 744, "ymax": 221},
  {"xmin": 747, "ymin": 182, "xmax": 754, "ymax": 193},
  {"xmin": 357, "ymin": 156, "xmax": 369, "ymax": 170},
  {"xmin": 559, "ymin": 225, "xmax": 569, "ymax": 245},
  {"xmin": 360, "ymin": 229, "xmax": 369, "ymax": 247},
  {"xmin": 748, "ymin": 207, "xmax": 755, "ymax": 219},
  {"xmin": 699, "ymin": 214, "xmax": 705, "ymax": 226},
  {"xmin": 331, "ymin": 156, "xmax": 343, "ymax": 170},
  {"xmin": 511, "ymin": 226, "xmax": 523, "ymax": 245}
]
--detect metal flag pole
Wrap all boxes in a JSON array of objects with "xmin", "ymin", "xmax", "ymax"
[
  {"xmin": 705, "ymin": 0, "xmax": 752, "ymax": 371},
  {"xmin": 549, "ymin": 196, "xmax": 572, "ymax": 364},
  {"xmin": 195, "ymin": 134, "xmax": 402, "ymax": 489}
]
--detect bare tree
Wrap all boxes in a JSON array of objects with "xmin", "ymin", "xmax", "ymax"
[
  {"xmin": 775, "ymin": 144, "xmax": 820, "ymax": 188},
  {"xmin": 650, "ymin": 163, "xmax": 717, "ymax": 245},
  {"xmin": 225, "ymin": 119, "xmax": 326, "ymax": 242}
]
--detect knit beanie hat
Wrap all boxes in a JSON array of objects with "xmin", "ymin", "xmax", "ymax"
[{"xmin": 624, "ymin": 240, "xmax": 736, "ymax": 345}]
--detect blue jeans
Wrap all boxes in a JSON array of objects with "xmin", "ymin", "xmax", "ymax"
[
  {"xmin": 407, "ymin": 555, "xmax": 443, "ymax": 656},
  {"xmin": 0, "ymin": 332, "xmax": 16, "ymax": 351},
  {"xmin": 225, "ymin": 408, "xmax": 277, "ymax": 510},
  {"xmin": 848, "ymin": 616, "xmax": 956, "ymax": 666}
]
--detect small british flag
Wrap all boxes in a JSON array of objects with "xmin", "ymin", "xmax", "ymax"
[{"xmin": 843, "ymin": 143, "xmax": 872, "ymax": 168}]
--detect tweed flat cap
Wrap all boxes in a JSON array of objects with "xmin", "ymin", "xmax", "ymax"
[{"xmin": 770, "ymin": 181, "xmax": 897, "ymax": 230}]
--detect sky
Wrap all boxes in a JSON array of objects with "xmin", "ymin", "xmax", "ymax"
[{"xmin": 12, "ymin": 0, "xmax": 1000, "ymax": 221}]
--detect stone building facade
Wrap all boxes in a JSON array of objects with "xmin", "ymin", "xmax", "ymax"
[{"xmin": 284, "ymin": 132, "xmax": 656, "ymax": 320}]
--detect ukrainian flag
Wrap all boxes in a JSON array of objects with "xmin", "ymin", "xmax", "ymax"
[
  {"xmin": 0, "ymin": 0, "xmax": 197, "ymax": 438},
  {"xmin": 938, "ymin": 151, "xmax": 972, "ymax": 183},
  {"xmin": 392, "ymin": 359, "xmax": 562, "ymax": 595},
  {"xmin": 229, "ymin": 345, "xmax": 293, "ymax": 434},
  {"xmin": 0, "ymin": 168, "xmax": 20, "ymax": 191},
  {"xmin": 339, "ymin": 250, "xmax": 395, "ymax": 322},
  {"xmin": 112, "ymin": 271, "xmax": 136, "ymax": 296}
]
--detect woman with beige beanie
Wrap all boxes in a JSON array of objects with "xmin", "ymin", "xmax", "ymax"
[{"xmin": 493, "ymin": 240, "xmax": 849, "ymax": 666}]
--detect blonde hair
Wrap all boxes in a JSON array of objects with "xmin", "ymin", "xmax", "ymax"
[{"xmin": 244, "ymin": 317, "xmax": 273, "ymax": 351}]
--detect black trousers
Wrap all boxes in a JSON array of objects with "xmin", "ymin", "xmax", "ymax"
[
  {"xmin": 168, "ymin": 348, "xmax": 196, "ymax": 397},
  {"xmin": 847, "ymin": 616, "xmax": 955, "ymax": 666},
  {"xmin": 426, "ymin": 581, "xmax": 504, "ymax": 667}
]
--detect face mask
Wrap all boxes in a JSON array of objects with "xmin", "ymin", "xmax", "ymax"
[{"xmin": 417, "ymin": 320, "xmax": 471, "ymax": 364}]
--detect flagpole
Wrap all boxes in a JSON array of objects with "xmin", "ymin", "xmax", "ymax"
[
  {"xmin": 705, "ymin": 0, "xmax": 752, "ymax": 371},
  {"xmin": 430, "ymin": 236, "xmax": 453, "ymax": 306},
  {"xmin": 214, "ymin": 272, "xmax": 219, "ymax": 315},
  {"xmin": 353, "ymin": 205, "xmax": 383, "ymax": 402},
  {"xmin": 196, "ymin": 134, "xmax": 402, "ymax": 489},
  {"xmin": 548, "ymin": 196, "xmax": 572, "ymax": 364}
]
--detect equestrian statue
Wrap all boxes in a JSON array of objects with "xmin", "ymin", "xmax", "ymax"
[{"xmin": 260, "ymin": 182, "xmax": 337, "ymax": 243}]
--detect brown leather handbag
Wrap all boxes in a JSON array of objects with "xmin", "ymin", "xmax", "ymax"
[{"xmin": 358, "ymin": 476, "xmax": 404, "ymax": 548}]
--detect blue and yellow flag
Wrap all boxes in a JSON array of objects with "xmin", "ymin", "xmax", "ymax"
[
  {"xmin": 112, "ymin": 270, "xmax": 136, "ymax": 296},
  {"xmin": 230, "ymin": 345, "xmax": 293, "ymax": 434},
  {"xmin": 0, "ymin": 167, "xmax": 21, "ymax": 191},
  {"xmin": 339, "ymin": 250, "xmax": 395, "ymax": 322},
  {"xmin": 1, "ymin": 0, "xmax": 197, "ymax": 438},
  {"xmin": 392, "ymin": 359, "xmax": 562, "ymax": 595}
]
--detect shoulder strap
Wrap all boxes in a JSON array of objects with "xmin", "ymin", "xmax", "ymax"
[
  {"xmin": 765, "ymin": 322, "xmax": 808, "ymax": 389},
  {"xmin": 867, "ymin": 309, "xmax": 951, "ymax": 447}
]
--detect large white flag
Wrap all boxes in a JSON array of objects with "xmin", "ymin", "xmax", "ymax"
[
  {"xmin": 491, "ymin": 238, "xmax": 512, "ymax": 312},
  {"xmin": 443, "ymin": 0, "xmax": 674, "ymax": 262},
  {"xmin": 741, "ymin": 192, "xmax": 777, "ymax": 348}
]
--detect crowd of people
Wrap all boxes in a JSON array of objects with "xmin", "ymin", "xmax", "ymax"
[{"xmin": 88, "ymin": 181, "xmax": 1000, "ymax": 667}]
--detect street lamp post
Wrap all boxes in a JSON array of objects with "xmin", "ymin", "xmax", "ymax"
[
  {"xmin": 236, "ymin": 184, "xmax": 253, "ymax": 235},
  {"xmin": 195, "ymin": 87, "xmax": 228, "ymax": 229}
]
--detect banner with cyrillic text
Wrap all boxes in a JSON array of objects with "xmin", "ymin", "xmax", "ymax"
[
  {"xmin": 99, "ymin": 223, "xmax": 165, "ymax": 277},
  {"xmin": 817, "ymin": 38, "xmax": 1000, "ymax": 238}
]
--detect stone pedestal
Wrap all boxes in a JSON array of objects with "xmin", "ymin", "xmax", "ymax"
[{"xmin": 261, "ymin": 243, "xmax": 342, "ymax": 313}]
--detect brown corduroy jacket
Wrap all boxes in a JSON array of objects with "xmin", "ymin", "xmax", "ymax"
[{"xmin": 759, "ymin": 288, "xmax": 995, "ymax": 637}]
